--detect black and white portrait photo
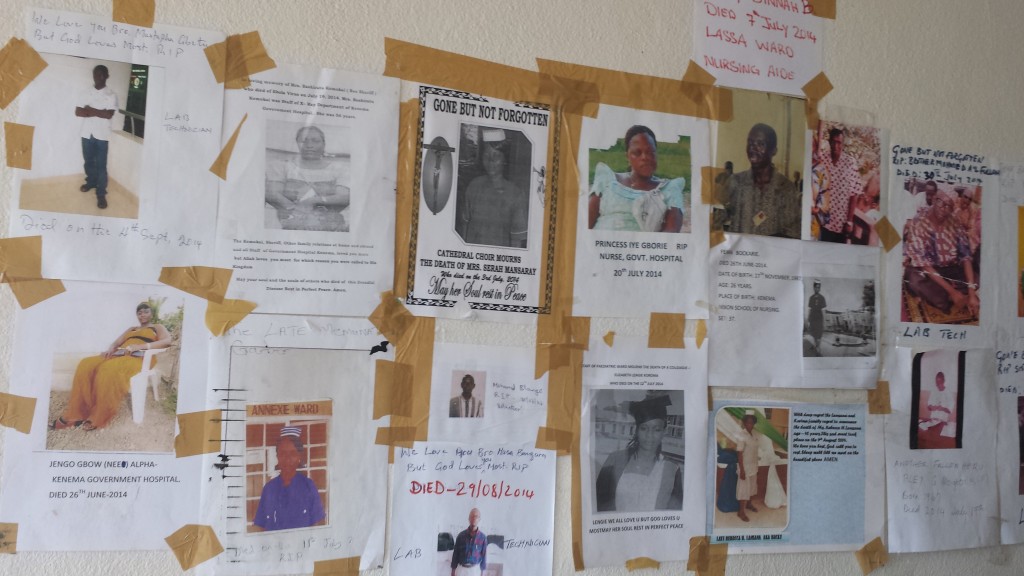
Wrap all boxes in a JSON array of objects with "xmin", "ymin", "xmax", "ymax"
[
  {"xmin": 590, "ymin": 389, "xmax": 684, "ymax": 514},
  {"xmin": 454, "ymin": 124, "xmax": 533, "ymax": 249},
  {"xmin": 802, "ymin": 276, "xmax": 877, "ymax": 359},
  {"xmin": 264, "ymin": 119, "xmax": 352, "ymax": 232}
]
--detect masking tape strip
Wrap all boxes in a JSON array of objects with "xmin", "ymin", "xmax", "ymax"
[
  {"xmin": 4, "ymin": 122, "xmax": 33, "ymax": 169},
  {"xmin": 855, "ymin": 537, "xmax": 889, "ymax": 574},
  {"xmin": 112, "ymin": 0, "xmax": 155, "ymax": 28},
  {"xmin": 394, "ymin": 98, "xmax": 419, "ymax": 298},
  {"xmin": 696, "ymin": 319, "xmax": 707, "ymax": 349},
  {"xmin": 0, "ymin": 236, "xmax": 43, "ymax": 281},
  {"xmin": 603, "ymin": 331, "xmax": 615, "ymax": 347},
  {"xmin": 537, "ymin": 58, "xmax": 732, "ymax": 121},
  {"xmin": 648, "ymin": 313, "xmax": 686, "ymax": 349},
  {"xmin": 165, "ymin": 524, "xmax": 223, "ymax": 570},
  {"xmin": 0, "ymin": 523, "xmax": 16, "ymax": 553},
  {"xmin": 802, "ymin": 72, "xmax": 833, "ymax": 130},
  {"xmin": 313, "ymin": 556, "xmax": 361, "ymax": 575},
  {"xmin": 537, "ymin": 72, "xmax": 600, "ymax": 117},
  {"xmin": 375, "ymin": 426, "xmax": 417, "ymax": 448},
  {"xmin": 809, "ymin": 0, "xmax": 837, "ymax": 19},
  {"xmin": 374, "ymin": 360, "xmax": 414, "ymax": 419},
  {"xmin": 205, "ymin": 298, "xmax": 256, "ymax": 336},
  {"xmin": 0, "ymin": 392, "xmax": 36, "ymax": 434},
  {"xmin": 174, "ymin": 409, "xmax": 222, "ymax": 458},
  {"xmin": 701, "ymin": 166, "xmax": 726, "ymax": 206},
  {"xmin": 680, "ymin": 61, "xmax": 727, "ymax": 116},
  {"xmin": 868, "ymin": 381, "xmax": 891, "ymax": 415},
  {"xmin": 159, "ymin": 266, "xmax": 231, "ymax": 304},
  {"xmin": 384, "ymin": 38, "xmax": 544, "ymax": 104},
  {"xmin": 8, "ymin": 277, "xmax": 65, "ymax": 309},
  {"xmin": 625, "ymin": 557, "xmax": 661, "ymax": 571},
  {"xmin": 687, "ymin": 536, "xmax": 728, "ymax": 576},
  {"xmin": 535, "ymin": 426, "xmax": 572, "ymax": 453},
  {"xmin": 0, "ymin": 38, "xmax": 47, "ymax": 109},
  {"xmin": 209, "ymin": 113, "xmax": 247, "ymax": 180},
  {"xmin": 535, "ymin": 113, "xmax": 585, "ymax": 379},
  {"xmin": 707, "ymin": 387, "xmax": 715, "ymax": 412},
  {"xmin": 369, "ymin": 291, "xmax": 417, "ymax": 343},
  {"xmin": 682, "ymin": 60, "xmax": 717, "ymax": 86},
  {"xmin": 875, "ymin": 216, "xmax": 900, "ymax": 252},
  {"xmin": 204, "ymin": 31, "xmax": 276, "ymax": 89},
  {"xmin": 572, "ymin": 541, "xmax": 584, "ymax": 571}
]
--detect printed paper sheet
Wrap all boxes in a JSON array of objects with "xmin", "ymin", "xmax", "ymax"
[
  {"xmin": 214, "ymin": 64, "xmax": 398, "ymax": 316},
  {"xmin": 0, "ymin": 281, "xmax": 208, "ymax": 550},
  {"xmin": 10, "ymin": 9, "xmax": 224, "ymax": 283}
]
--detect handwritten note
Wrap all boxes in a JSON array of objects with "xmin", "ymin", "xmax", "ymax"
[
  {"xmin": 390, "ymin": 442, "xmax": 556, "ymax": 576},
  {"xmin": 693, "ymin": 0, "xmax": 823, "ymax": 96}
]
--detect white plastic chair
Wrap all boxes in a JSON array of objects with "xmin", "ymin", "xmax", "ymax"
[{"xmin": 129, "ymin": 348, "xmax": 167, "ymax": 425}]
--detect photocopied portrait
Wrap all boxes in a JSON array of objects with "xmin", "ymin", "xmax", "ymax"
[
  {"xmin": 591, "ymin": 390, "xmax": 684, "ymax": 514},
  {"xmin": 454, "ymin": 124, "xmax": 533, "ymax": 249},
  {"xmin": 802, "ymin": 276, "xmax": 877, "ymax": 359},
  {"xmin": 264, "ymin": 119, "xmax": 352, "ymax": 232},
  {"xmin": 449, "ymin": 370, "xmax": 486, "ymax": 418}
]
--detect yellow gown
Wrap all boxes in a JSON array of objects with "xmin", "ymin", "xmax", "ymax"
[{"xmin": 63, "ymin": 326, "xmax": 159, "ymax": 428}]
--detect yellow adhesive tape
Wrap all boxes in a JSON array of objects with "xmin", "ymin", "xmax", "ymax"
[
  {"xmin": 374, "ymin": 360, "xmax": 413, "ymax": 419},
  {"xmin": 159, "ymin": 266, "xmax": 232, "ymax": 303},
  {"xmin": 625, "ymin": 557, "xmax": 660, "ymax": 571},
  {"xmin": 537, "ymin": 72, "xmax": 600, "ymax": 117},
  {"xmin": 535, "ymin": 426, "xmax": 572, "ymax": 454},
  {"xmin": 707, "ymin": 387, "xmax": 715, "ymax": 412},
  {"xmin": 603, "ymin": 331, "xmax": 615, "ymax": 347},
  {"xmin": 4, "ymin": 122, "xmax": 33, "ymax": 169},
  {"xmin": 112, "ymin": 0, "xmax": 155, "ymax": 28},
  {"xmin": 174, "ymin": 409, "xmax": 222, "ymax": 458},
  {"xmin": 209, "ymin": 113, "xmax": 247, "ymax": 180},
  {"xmin": 701, "ymin": 166, "xmax": 726, "ymax": 206},
  {"xmin": 384, "ymin": 38, "xmax": 543, "ymax": 104},
  {"xmin": 0, "ymin": 38, "xmax": 47, "ymax": 109},
  {"xmin": 868, "ymin": 381, "xmax": 891, "ymax": 415},
  {"xmin": 313, "ymin": 556, "xmax": 361, "ymax": 575},
  {"xmin": 803, "ymin": 72, "xmax": 833, "ymax": 100},
  {"xmin": 710, "ymin": 229, "xmax": 726, "ymax": 249},
  {"xmin": 394, "ymin": 98, "xmax": 419, "ymax": 298},
  {"xmin": 205, "ymin": 298, "xmax": 256, "ymax": 336},
  {"xmin": 165, "ymin": 524, "xmax": 223, "ymax": 570},
  {"xmin": 572, "ymin": 541, "xmax": 584, "ymax": 571},
  {"xmin": 0, "ymin": 392, "xmax": 36, "ymax": 434},
  {"xmin": 696, "ymin": 319, "xmax": 707, "ymax": 349},
  {"xmin": 648, "ymin": 313, "xmax": 686, "ymax": 349},
  {"xmin": 369, "ymin": 291, "xmax": 416, "ymax": 343},
  {"xmin": 537, "ymin": 58, "xmax": 732, "ymax": 121},
  {"xmin": 855, "ymin": 537, "xmax": 889, "ymax": 574},
  {"xmin": 204, "ymin": 31, "xmax": 276, "ymax": 89},
  {"xmin": 875, "ymin": 216, "xmax": 901, "ymax": 252},
  {"xmin": 0, "ymin": 236, "xmax": 42, "ymax": 280},
  {"xmin": 0, "ymin": 523, "xmax": 16, "ymax": 554},
  {"xmin": 374, "ymin": 426, "xmax": 417, "ymax": 448},
  {"xmin": 809, "ymin": 0, "xmax": 837, "ymax": 19},
  {"xmin": 8, "ymin": 278, "xmax": 65, "ymax": 309},
  {"xmin": 687, "ymin": 536, "xmax": 728, "ymax": 576}
]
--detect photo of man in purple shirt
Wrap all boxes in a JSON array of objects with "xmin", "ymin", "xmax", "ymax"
[
  {"xmin": 252, "ymin": 426, "xmax": 326, "ymax": 532},
  {"xmin": 451, "ymin": 508, "xmax": 487, "ymax": 576}
]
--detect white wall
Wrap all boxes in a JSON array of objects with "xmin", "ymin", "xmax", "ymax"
[{"xmin": 2, "ymin": 1, "xmax": 1024, "ymax": 575}]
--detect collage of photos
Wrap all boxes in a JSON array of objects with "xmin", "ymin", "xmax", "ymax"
[
  {"xmin": 264, "ymin": 120, "xmax": 352, "ymax": 232},
  {"xmin": 910, "ymin": 350, "xmax": 966, "ymax": 450},
  {"xmin": 713, "ymin": 89, "xmax": 805, "ymax": 240},
  {"xmin": 245, "ymin": 402, "xmax": 331, "ymax": 533},
  {"xmin": 712, "ymin": 407, "xmax": 790, "ymax": 532},
  {"xmin": 899, "ymin": 178, "xmax": 983, "ymax": 326},
  {"xmin": 809, "ymin": 121, "xmax": 882, "ymax": 245}
]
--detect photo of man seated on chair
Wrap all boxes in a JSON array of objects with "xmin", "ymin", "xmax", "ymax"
[{"xmin": 46, "ymin": 295, "xmax": 184, "ymax": 453}]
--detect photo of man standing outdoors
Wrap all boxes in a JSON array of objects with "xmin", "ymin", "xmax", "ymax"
[{"xmin": 76, "ymin": 65, "xmax": 118, "ymax": 209}]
